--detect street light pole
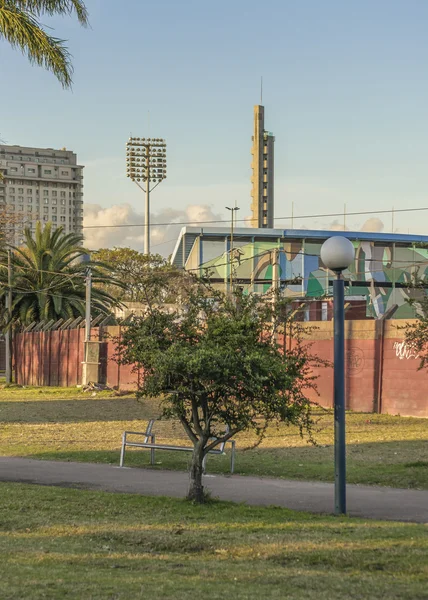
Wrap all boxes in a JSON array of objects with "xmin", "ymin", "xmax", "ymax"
[
  {"xmin": 320, "ymin": 236, "xmax": 355, "ymax": 516},
  {"xmin": 145, "ymin": 150, "xmax": 150, "ymax": 255},
  {"xmin": 333, "ymin": 271, "xmax": 346, "ymax": 514},
  {"xmin": 126, "ymin": 137, "xmax": 167, "ymax": 256},
  {"xmin": 226, "ymin": 205, "xmax": 240, "ymax": 292}
]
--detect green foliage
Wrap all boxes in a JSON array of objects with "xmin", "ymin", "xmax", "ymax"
[
  {"xmin": 404, "ymin": 295, "xmax": 428, "ymax": 371},
  {"xmin": 0, "ymin": 0, "xmax": 88, "ymax": 87},
  {"xmin": 0, "ymin": 221, "xmax": 121, "ymax": 326},
  {"xmin": 93, "ymin": 247, "xmax": 193, "ymax": 306},
  {"xmin": 118, "ymin": 285, "xmax": 325, "ymax": 501}
]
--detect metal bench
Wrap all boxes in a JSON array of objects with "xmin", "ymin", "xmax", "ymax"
[{"xmin": 119, "ymin": 419, "xmax": 236, "ymax": 473}]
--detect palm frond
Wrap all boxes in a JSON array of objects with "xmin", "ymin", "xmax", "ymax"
[
  {"xmin": 0, "ymin": 221, "xmax": 120, "ymax": 326},
  {"xmin": 13, "ymin": 1, "xmax": 88, "ymax": 25},
  {"xmin": 0, "ymin": 2, "xmax": 73, "ymax": 87}
]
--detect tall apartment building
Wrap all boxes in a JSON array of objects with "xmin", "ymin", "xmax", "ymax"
[
  {"xmin": 0, "ymin": 145, "xmax": 84, "ymax": 244},
  {"xmin": 250, "ymin": 105, "xmax": 275, "ymax": 228}
]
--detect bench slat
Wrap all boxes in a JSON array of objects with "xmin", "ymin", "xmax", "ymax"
[{"xmin": 120, "ymin": 423, "xmax": 236, "ymax": 474}]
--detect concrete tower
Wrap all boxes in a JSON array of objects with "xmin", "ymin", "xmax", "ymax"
[{"xmin": 250, "ymin": 105, "xmax": 275, "ymax": 228}]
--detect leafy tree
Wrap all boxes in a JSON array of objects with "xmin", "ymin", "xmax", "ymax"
[
  {"xmin": 0, "ymin": 0, "xmax": 88, "ymax": 88},
  {"xmin": 404, "ymin": 295, "xmax": 428, "ymax": 371},
  {"xmin": 93, "ymin": 247, "xmax": 193, "ymax": 307},
  {"xmin": 0, "ymin": 205, "xmax": 31, "ymax": 244},
  {"xmin": 118, "ymin": 285, "xmax": 323, "ymax": 503},
  {"xmin": 0, "ymin": 221, "xmax": 120, "ymax": 326}
]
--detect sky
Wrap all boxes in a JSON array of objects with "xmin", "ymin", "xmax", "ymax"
[{"xmin": 1, "ymin": 0, "xmax": 428, "ymax": 254}]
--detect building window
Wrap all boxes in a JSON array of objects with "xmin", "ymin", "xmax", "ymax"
[
  {"xmin": 44, "ymin": 190, "xmax": 49, "ymax": 197},
  {"xmin": 52, "ymin": 191, "xmax": 57, "ymax": 197},
  {"xmin": 18, "ymin": 188, "xmax": 23, "ymax": 193},
  {"xmin": 44, "ymin": 207, "xmax": 49, "ymax": 213},
  {"xmin": 9, "ymin": 196, "xmax": 15, "ymax": 201},
  {"xmin": 44, "ymin": 199, "xmax": 49, "ymax": 204},
  {"xmin": 52, "ymin": 207, "xmax": 57, "ymax": 214},
  {"xmin": 27, "ymin": 188, "xmax": 32, "ymax": 194},
  {"xmin": 52, "ymin": 216, "xmax": 57, "ymax": 222},
  {"xmin": 61, "ymin": 208, "xmax": 66, "ymax": 214},
  {"xmin": 10, "ymin": 168, "xmax": 17, "ymax": 173},
  {"xmin": 60, "ymin": 216, "xmax": 66, "ymax": 222},
  {"xmin": 28, "ymin": 168, "xmax": 36, "ymax": 173},
  {"xmin": 27, "ymin": 198, "xmax": 33, "ymax": 204},
  {"xmin": 9, "ymin": 187, "xmax": 15, "ymax": 193},
  {"xmin": 18, "ymin": 196, "xmax": 24, "ymax": 203},
  {"xmin": 60, "ymin": 191, "xmax": 66, "ymax": 198},
  {"xmin": 61, "ymin": 170, "xmax": 68, "ymax": 176},
  {"xmin": 43, "ymin": 215, "xmax": 49, "ymax": 221},
  {"xmin": 61, "ymin": 199, "xmax": 66, "ymax": 205},
  {"xmin": 44, "ymin": 170, "xmax": 52, "ymax": 175},
  {"xmin": 52, "ymin": 199, "xmax": 57, "ymax": 205},
  {"xmin": 28, "ymin": 206, "xmax": 32, "ymax": 212}
]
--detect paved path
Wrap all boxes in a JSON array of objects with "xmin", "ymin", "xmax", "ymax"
[{"xmin": 0, "ymin": 457, "xmax": 427, "ymax": 523}]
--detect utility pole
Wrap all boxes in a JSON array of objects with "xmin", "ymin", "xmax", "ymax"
[
  {"xmin": 226, "ymin": 204, "xmax": 240, "ymax": 293},
  {"xmin": 81, "ymin": 264, "xmax": 98, "ymax": 386},
  {"xmin": 5, "ymin": 249, "xmax": 12, "ymax": 384},
  {"xmin": 271, "ymin": 247, "xmax": 280, "ymax": 340},
  {"xmin": 85, "ymin": 267, "xmax": 92, "ymax": 343}
]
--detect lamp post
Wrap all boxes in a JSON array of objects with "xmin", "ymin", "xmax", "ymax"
[
  {"xmin": 320, "ymin": 236, "xmax": 355, "ymax": 515},
  {"xmin": 126, "ymin": 137, "xmax": 167, "ymax": 255},
  {"xmin": 225, "ymin": 205, "xmax": 240, "ymax": 292}
]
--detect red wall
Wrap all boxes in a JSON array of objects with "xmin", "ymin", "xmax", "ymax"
[
  {"xmin": 14, "ymin": 326, "xmax": 140, "ymax": 391},
  {"xmin": 14, "ymin": 321, "xmax": 428, "ymax": 417},
  {"xmin": 281, "ymin": 320, "xmax": 427, "ymax": 417}
]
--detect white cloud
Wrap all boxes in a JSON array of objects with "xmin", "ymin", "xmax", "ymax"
[
  {"xmin": 360, "ymin": 217, "xmax": 384, "ymax": 233},
  {"xmin": 83, "ymin": 202, "xmax": 223, "ymax": 256}
]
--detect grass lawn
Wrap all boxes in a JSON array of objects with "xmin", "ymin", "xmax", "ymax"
[
  {"xmin": 0, "ymin": 387, "xmax": 427, "ymax": 490},
  {"xmin": 0, "ymin": 383, "xmax": 123, "ymax": 400},
  {"xmin": 0, "ymin": 483, "xmax": 427, "ymax": 600}
]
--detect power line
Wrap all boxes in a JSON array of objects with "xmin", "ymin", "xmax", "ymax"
[
  {"xmin": 81, "ymin": 206, "xmax": 428, "ymax": 230},
  {"xmin": 0, "ymin": 244, "xmax": 427, "ymax": 285}
]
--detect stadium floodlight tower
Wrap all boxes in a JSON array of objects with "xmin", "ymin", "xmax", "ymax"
[{"xmin": 126, "ymin": 137, "xmax": 167, "ymax": 255}]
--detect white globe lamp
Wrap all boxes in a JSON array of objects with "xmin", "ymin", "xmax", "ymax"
[{"xmin": 320, "ymin": 236, "xmax": 355, "ymax": 272}]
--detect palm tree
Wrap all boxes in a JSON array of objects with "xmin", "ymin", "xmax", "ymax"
[
  {"xmin": 0, "ymin": 0, "xmax": 88, "ymax": 87},
  {"xmin": 0, "ymin": 222, "xmax": 121, "ymax": 326}
]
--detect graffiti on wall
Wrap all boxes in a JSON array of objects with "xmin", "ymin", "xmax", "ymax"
[
  {"xmin": 347, "ymin": 348, "xmax": 365, "ymax": 374},
  {"xmin": 393, "ymin": 340, "xmax": 420, "ymax": 361}
]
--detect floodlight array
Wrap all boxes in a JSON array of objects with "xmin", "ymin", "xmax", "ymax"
[{"xmin": 126, "ymin": 137, "xmax": 167, "ymax": 183}]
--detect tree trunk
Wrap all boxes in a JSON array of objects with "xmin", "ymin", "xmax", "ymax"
[{"xmin": 187, "ymin": 444, "xmax": 206, "ymax": 503}]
